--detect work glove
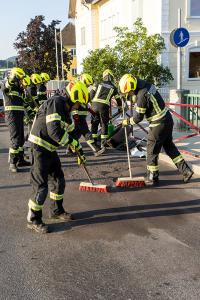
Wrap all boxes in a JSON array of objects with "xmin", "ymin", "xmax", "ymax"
[
  {"xmin": 122, "ymin": 118, "xmax": 130, "ymax": 127},
  {"xmin": 73, "ymin": 114, "xmax": 79, "ymax": 126},
  {"xmin": 70, "ymin": 138, "xmax": 82, "ymax": 151},
  {"xmin": 77, "ymin": 153, "xmax": 86, "ymax": 165}
]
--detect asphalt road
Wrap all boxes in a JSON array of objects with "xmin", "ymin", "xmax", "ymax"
[{"xmin": 0, "ymin": 123, "xmax": 200, "ymax": 300}]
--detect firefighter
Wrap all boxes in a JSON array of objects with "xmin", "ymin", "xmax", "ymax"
[
  {"xmin": 37, "ymin": 72, "xmax": 50, "ymax": 105},
  {"xmin": 119, "ymin": 74, "xmax": 194, "ymax": 185},
  {"xmin": 91, "ymin": 69, "xmax": 122, "ymax": 150},
  {"xmin": 22, "ymin": 75, "xmax": 36, "ymax": 126},
  {"xmin": 2, "ymin": 67, "xmax": 30, "ymax": 172},
  {"xmin": 80, "ymin": 73, "xmax": 96, "ymax": 101},
  {"xmin": 26, "ymin": 73, "xmax": 43, "ymax": 110},
  {"xmin": 72, "ymin": 74, "xmax": 104, "ymax": 156},
  {"xmin": 27, "ymin": 82, "xmax": 86, "ymax": 233}
]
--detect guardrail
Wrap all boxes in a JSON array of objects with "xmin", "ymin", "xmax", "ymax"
[{"xmin": 184, "ymin": 94, "xmax": 200, "ymax": 129}]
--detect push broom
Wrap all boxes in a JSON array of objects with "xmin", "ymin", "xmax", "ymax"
[
  {"xmin": 115, "ymin": 98, "xmax": 145, "ymax": 188},
  {"xmin": 77, "ymin": 151, "xmax": 108, "ymax": 193}
]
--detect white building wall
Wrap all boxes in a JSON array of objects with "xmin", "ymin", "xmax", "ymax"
[
  {"xmin": 99, "ymin": 0, "xmax": 139, "ymax": 48},
  {"xmin": 142, "ymin": 0, "xmax": 162, "ymax": 34},
  {"xmin": 75, "ymin": 1, "xmax": 94, "ymax": 73}
]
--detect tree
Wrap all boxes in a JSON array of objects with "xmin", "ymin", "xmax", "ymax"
[
  {"xmin": 82, "ymin": 45, "xmax": 118, "ymax": 83},
  {"xmin": 14, "ymin": 16, "xmax": 72, "ymax": 79},
  {"xmin": 82, "ymin": 19, "xmax": 173, "ymax": 87}
]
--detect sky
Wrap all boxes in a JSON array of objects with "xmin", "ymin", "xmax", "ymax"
[{"xmin": 0, "ymin": 0, "xmax": 69, "ymax": 60}]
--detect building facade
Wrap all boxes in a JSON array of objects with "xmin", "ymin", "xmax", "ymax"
[
  {"xmin": 62, "ymin": 22, "xmax": 77, "ymax": 80},
  {"xmin": 69, "ymin": 0, "xmax": 200, "ymax": 92}
]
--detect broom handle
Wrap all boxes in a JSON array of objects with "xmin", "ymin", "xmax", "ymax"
[
  {"xmin": 76, "ymin": 150, "xmax": 94, "ymax": 184},
  {"xmin": 81, "ymin": 163, "xmax": 94, "ymax": 184},
  {"xmin": 122, "ymin": 98, "xmax": 132, "ymax": 178}
]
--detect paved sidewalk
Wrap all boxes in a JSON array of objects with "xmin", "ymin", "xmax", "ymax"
[
  {"xmin": 132, "ymin": 122, "xmax": 200, "ymax": 176},
  {"xmin": 160, "ymin": 129, "xmax": 200, "ymax": 176}
]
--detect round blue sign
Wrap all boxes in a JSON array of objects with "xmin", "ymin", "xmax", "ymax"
[{"xmin": 171, "ymin": 27, "xmax": 190, "ymax": 48}]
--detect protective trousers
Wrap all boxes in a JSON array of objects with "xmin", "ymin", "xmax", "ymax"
[
  {"xmin": 6, "ymin": 111, "xmax": 24, "ymax": 164},
  {"xmin": 28, "ymin": 149, "xmax": 66, "ymax": 222},
  {"xmin": 91, "ymin": 102, "xmax": 110, "ymax": 144},
  {"xmin": 147, "ymin": 116, "xmax": 190, "ymax": 180},
  {"xmin": 75, "ymin": 115, "xmax": 93, "ymax": 143}
]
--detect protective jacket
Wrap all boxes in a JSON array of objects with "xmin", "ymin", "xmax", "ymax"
[
  {"xmin": 3, "ymin": 79, "xmax": 24, "ymax": 112},
  {"xmin": 92, "ymin": 80, "xmax": 121, "ymax": 107},
  {"xmin": 2, "ymin": 79, "xmax": 25, "ymax": 164},
  {"xmin": 129, "ymin": 78, "xmax": 190, "ymax": 181},
  {"xmin": 26, "ymin": 84, "xmax": 39, "ymax": 108},
  {"xmin": 29, "ymin": 95, "xmax": 75, "ymax": 153},
  {"xmin": 37, "ymin": 83, "xmax": 47, "ymax": 105},
  {"xmin": 130, "ymin": 79, "xmax": 169, "ymax": 127}
]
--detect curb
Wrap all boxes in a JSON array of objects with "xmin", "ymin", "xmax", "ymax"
[{"xmin": 159, "ymin": 153, "xmax": 200, "ymax": 177}]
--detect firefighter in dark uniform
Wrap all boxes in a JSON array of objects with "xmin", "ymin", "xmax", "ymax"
[
  {"xmin": 2, "ymin": 67, "xmax": 30, "ymax": 172},
  {"xmin": 69, "ymin": 74, "xmax": 103, "ymax": 156},
  {"xmin": 91, "ymin": 69, "xmax": 122, "ymax": 150},
  {"xmin": 26, "ymin": 73, "xmax": 43, "ymax": 110},
  {"xmin": 27, "ymin": 82, "xmax": 86, "ymax": 233},
  {"xmin": 22, "ymin": 75, "xmax": 36, "ymax": 127},
  {"xmin": 120, "ymin": 74, "xmax": 193, "ymax": 185},
  {"xmin": 37, "ymin": 72, "xmax": 50, "ymax": 105}
]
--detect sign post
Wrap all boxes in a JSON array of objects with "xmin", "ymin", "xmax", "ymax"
[
  {"xmin": 177, "ymin": 8, "xmax": 182, "ymax": 90},
  {"xmin": 170, "ymin": 8, "xmax": 190, "ymax": 90},
  {"xmin": 169, "ymin": 10, "xmax": 190, "ymax": 129}
]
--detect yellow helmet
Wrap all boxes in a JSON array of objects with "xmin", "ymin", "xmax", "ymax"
[
  {"xmin": 10, "ymin": 67, "xmax": 25, "ymax": 80},
  {"xmin": 31, "ymin": 73, "xmax": 42, "ymax": 85},
  {"xmin": 103, "ymin": 69, "xmax": 114, "ymax": 80},
  {"xmin": 66, "ymin": 80, "xmax": 89, "ymax": 104},
  {"xmin": 80, "ymin": 73, "xmax": 93, "ymax": 87},
  {"xmin": 22, "ymin": 75, "xmax": 31, "ymax": 87},
  {"xmin": 119, "ymin": 74, "xmax": 137, "ymax": 94},
  {"xmin": 40, "ymin": 72, "xmax": 50, "ymax": 82}
]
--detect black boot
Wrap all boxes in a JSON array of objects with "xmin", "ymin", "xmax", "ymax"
[
  {"xmin": 27, "ymin": 209, "xmax": 49, "ymax": 233},
  {"xmin": 50, "ymin": 211, "xmax": 73, "ymax": 221},
  {"xmin": 145, "ymin": 171, "xmax": 159, "ymax": 186},
  {"xmin": 183, "ymin": 168, "xmax": 194, "ymax": 183},
  {"xmin": 27, "ymin": 220, "xmax": 49, "ymax": 234},
  {"xmin": 17, "ymin": 158, "xmax": 31, "ymax": 167},
  {"xmin": 88, "ymin": 142, "xmax": 105, "ymax": 156},
  {"xmin": 49, "ymin": 199, "xmax": 73, "ymax": 221},
  {"xmin": 176, "ymin": 160, "xmax": 194, "ymax": 183},
  {"xmin": 9, "ymin": 163, "xmax": 18, "ymax": 173}
]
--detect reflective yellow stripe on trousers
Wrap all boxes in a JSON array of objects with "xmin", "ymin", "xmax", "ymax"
[
  {"xmin": 50, "ymin": 192, "xmax": 63, "ymax": 201},
  {"xmin": 147, "ymin": 165, "xmax": 159, "ymax": 172},
  {"xmin": 28, "ymin": 199, "xmax": 43, "ymax": 211},
  {"xmin": 173, "ymin": 155, "xmax": 184, "ymax": 164}
]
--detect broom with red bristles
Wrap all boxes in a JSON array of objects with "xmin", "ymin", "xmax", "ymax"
[
  {"xmin": 115, "ymin": 98, "xmax": 145, "ymax": 188},
  {"xmin": 77, "ymin": 152, "xmax": 108, "ymax": 193}
]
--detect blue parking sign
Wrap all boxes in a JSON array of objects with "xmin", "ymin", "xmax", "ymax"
[{"xmin": 171, "ymin": 27, "xmax": 190, "ymax": 48}]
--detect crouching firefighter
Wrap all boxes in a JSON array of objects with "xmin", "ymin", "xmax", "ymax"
[
  {"xmin": 119, "ymin": 74, "xmax": 193, "ymax": 185},
  {"xmin": 27, "ymin": 92, "xmax": 86, "ymax": 233}
]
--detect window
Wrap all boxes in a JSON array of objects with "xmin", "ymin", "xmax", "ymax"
[
  {"xmin": 81, "ymin": 27, "xmax": 86, "ymax": 45},
  {"xmin": 71, "ymin": 48, "xmax": 76, "ymax": 57},
  {"xmin": 190, "ymin": 0, "xmax": 200, "ymax": 17},
  {"xmin": 189, "ymin": 51, "xmax": 200, "ymax": 78},
  {"xmin": 72, "ymin": 68, "xmax": 77, "ymax": 76}
]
